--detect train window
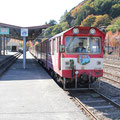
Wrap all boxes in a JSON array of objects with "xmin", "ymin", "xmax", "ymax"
[
  {"xmin": 65, "ymin": 36, "xmax": 101, "ymax": 54},
  {"xmin": 53, "ymin": 39, "xmax": 56, "ymax": 55},
  {"xmin": 89, "ymin": 37, "xmax": 101, "ymax": 53}
]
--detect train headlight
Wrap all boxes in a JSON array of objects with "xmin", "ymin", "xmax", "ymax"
[
  {"xmin": 73, "ymin": 28, "xmax": 79, "ymax": 34},
  {"xmin": 89, "ymin": 28, "xmax": 96, "ymax": 35}
]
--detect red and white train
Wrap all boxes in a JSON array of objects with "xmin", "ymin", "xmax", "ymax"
[{"xmin": 30, "ymin": 27, "xmax": 105, "ymax": 90}]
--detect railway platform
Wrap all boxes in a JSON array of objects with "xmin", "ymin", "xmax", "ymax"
[{"xmin": 0, "ymin": 52, "xmax": 88, "ymax": 120}]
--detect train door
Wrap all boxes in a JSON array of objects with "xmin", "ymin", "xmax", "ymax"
[
  {"xmin": 58, "ymin": 36, "xmax": 61, "ymax": 70},
  {"xmin": 54, "ymin": 37, "xmax": 60, "ymax": 71}
]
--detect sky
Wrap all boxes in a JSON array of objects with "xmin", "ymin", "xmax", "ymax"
[{"xmin": 0, "ymin": 0, "xmax": 83, "ymax": 27}]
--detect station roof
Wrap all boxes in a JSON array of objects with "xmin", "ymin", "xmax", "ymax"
[{"xmin": 0, "ymin": 23, "xmax": 50, "ymax": 41}]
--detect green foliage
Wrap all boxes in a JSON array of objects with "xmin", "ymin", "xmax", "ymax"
[
  {"xmin": 75, "ymin": 5, "xmax": 95, "ymax": 25},
  {"xmin": 19, "ymin": 43, "xmax": 23, "ymax": 47},
  {"xmin": 106, "ymin": 17, "xmax": 120, "ymax": 32},
  {"xmin": 59, "ymin": 10, "xmax": 68, "ymax": 23},
  {"xmin": 80, "ymin": 14, "xmax": 111, "ymax": 27},
  {"xmin": 112, "ymin": 0, "xmax": 120, "ymax": 5},
  {"xmin": 51, "ymin": 25, "xmax": 62, "ymax": 36},
  {"xmin": 92, "ymin": 14, "xmax": 111, "ymax": 27},
  {"xmin": 72, "ymin": 0, "xmax": 120, "ymax": 25},
  {"xmin": 60, "ymin": 10, "xmax": 73, "ymax": 27},
  {"xmin": 44, "ymin": 0, "xmax": 120, "ymax": 37},
  {"xmin": 26, "ymin": 42, "xmax": 31, "ymax": 48},
  {"xmin": 44, "ymin": 26, "xmax": 54, "ymax": 37},
  {"xmin": 44, "ymin": 25, "xmax": 62, "ymax": 37},
  {"xmin": 91, "ymin": 0, "xmax": 113, "ymax": 15},
  {"xmin": 80, "ymin": 14, "xmax": 96, "ymax": 27},
  {"xmin": 110, "ymin": 4, "xmax": 120, "ymax": 18},
  {"xmin": 60, "ymin": 22, "xmax": 69, "ymax": 31},
  {"xmin": 48, "ymin": 19, "xmax": 57, "ymax": 26},
  {"xmin": 65, "ymin": 13, "xmax": 73, "ymax": 27}
]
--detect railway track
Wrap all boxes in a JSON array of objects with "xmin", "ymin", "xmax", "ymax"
[
  {"xmin": 70, "ymin": 90, "xmax": 120, "ymax": 120},
  {"xmin": 103, "ymin": 72, "xmax": 120, "ymax": 84},
  {"xmin": 0, "ymin": 52, "xmax": 21, "ymax": 77},
  {"xmin": 103, "ymin": 63, "xmax": 120, "ymax": 69},
  {"xmin": 31, "ymin": 51, "xmax": 120, "ymax": 119},
  {"xmin": 104, "ymin": 71, "xmax": 120, "ymax": 78},
  {"xmin": 104, "ymin": 56, "xmax": 120, "ymax": 61},
  {"xmin": 104, "ymin": 62, "xmax": 120, "ymax": 66}
]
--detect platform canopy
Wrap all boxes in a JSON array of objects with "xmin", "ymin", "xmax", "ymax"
[{"xmin": 0, "ymin": 23, "xmax": 50, "ymax": 41}]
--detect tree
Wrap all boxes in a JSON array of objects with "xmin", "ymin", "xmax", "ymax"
[
  {"xmin": 92, "ymin": 14, "xmax": 111, "ymax": 27},
  {"xmin": 48, "ymin": 20, "xmax": 57, "ymax": 26},
  {"xmin": 80, "ymin": 14, "xmax": 96, "ymax": 27},
  {"xmin": 101, "ymin": 0, "xmax": 113, "ymax": 14},
  {"xmin": 51, "ymin": 25, "xmax": 62, "ymax": 36},
  {"xmin": 91, "ymin": 0, "xmax": 113, "ymax": 15},
  {"xmin": 75, "ymin": 5, "xmax": 95, "ymax": 25},
  {"xmin": 106, "ymin": 17, "xmax": 120, "ymax": 32},
  {"xmin": 44, "ymin": 26, "xmax": 54, "ymax": 37},
  {"xmin": 60, "ymin": 22, "xmax": 69, "ymax": 31},
  {"xmin": 26, "ymin": 42, "xmax": 31, "ymax": 48},
  {"xmin": 59, "ymin": 10, "xmax": 73, "ymax": 27},
  {"xmin": 65, "ymin": 13, "xmax": 73, "ymax": 27},
  {"xmin": 110, "ymin": 4, "xmax": 120, "ymax": 18},
  {"xmin": 59, "ymin": 10, "xmax": 68, "ymax": 23}
]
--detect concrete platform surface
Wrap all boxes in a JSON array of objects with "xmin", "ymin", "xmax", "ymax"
[{"xmin": 0, "ymin": 52, "xmax": 88, "ymax": 120}]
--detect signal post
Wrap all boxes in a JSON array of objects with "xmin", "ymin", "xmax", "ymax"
[{"xmin": 21, "ymin": 28, "xmax": 28, "ymax": 69}]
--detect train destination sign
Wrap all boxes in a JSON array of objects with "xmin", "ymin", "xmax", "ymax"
[
  {"xmin": 21, "ymin": 28, "xmax": 28, "ymax": 37},
  {"xmin": 0, "ymin": 28, "xmax": 9, "ymax": 35}
]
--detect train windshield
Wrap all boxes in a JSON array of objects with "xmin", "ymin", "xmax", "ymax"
[{"xmin": 65, "ymin": 37, "xmax": 101, "ymax": 54}]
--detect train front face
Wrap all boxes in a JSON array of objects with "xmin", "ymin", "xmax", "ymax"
[{"xmin": 61, "ymin": 27, "xmax": 105, "ymax": 86}]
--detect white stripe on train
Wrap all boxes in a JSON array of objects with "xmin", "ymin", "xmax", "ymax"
[{"xmin": 61, "ymin": 58, "xmax": 103, "ymax": 70}]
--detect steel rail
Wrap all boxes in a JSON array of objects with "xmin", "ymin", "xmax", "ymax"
[
  {"xmin": 102, "ymin": 76, "xmax": 120, "ymax": 84},
  {"xmin": 71, "ymin": 90, "xmax": 120, "ymax": 120},
  {"xmin": 73, "ymin": 96, "xmax": 99, "ymax": 120},
  {"xmin": 103, "ymin": 71, "xmax": 120, "ymax": 79},
  {"xmin": 103, "ymin": 63, "xmax": 120, "ymax": 69},
  {"xmin": 94, "ymin": 90, "xmax": 120, "ymax": 110}
]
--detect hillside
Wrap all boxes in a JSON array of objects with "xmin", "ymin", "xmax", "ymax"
[{"xmin": 43, "ymin": 0, "xmax": 120, "ymax": 38}]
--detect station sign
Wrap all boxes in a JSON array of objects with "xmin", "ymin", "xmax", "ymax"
[
  {"xmin": 0, "ymin": 28, "xmax": 9, "ymax": 35},
  {"xmin": 21, "ymin": 28, "xmax": 28, "ymax": 37}
]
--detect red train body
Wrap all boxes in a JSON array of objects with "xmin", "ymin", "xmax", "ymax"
[{"xmin": 30, "ymin": 27, "xmax": 105, "ymax": 90}]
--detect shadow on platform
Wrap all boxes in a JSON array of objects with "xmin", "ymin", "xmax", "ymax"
[{"xmin": 0, "ymin": 58, "xmax": 51, "ymax": 81}]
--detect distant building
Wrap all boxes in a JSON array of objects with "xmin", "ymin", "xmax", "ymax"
[{"xmin": 7, "ymin": 39, "xmax": 20, "ymax": 52}]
